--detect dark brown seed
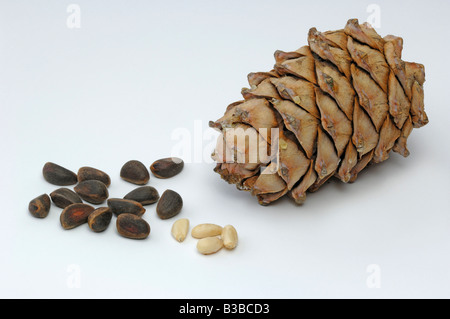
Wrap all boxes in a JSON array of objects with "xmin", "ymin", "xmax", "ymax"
[
  {"xmin": 74, "ymin": 180, "xmax": 109, "ymax": 204},
  {"xmin": 120, "ymin": 160, "xmax": 150, "ymax": 185},
  {"xmin": 107, "ymin": 198, "xmax": 146, "ymax": 217},
  {"xmin": 123, "ymin": 186, "xmax": 160, "ymax": 205},
  {"xmin": 42, "ymin": 162, "xmax": 78, "ymax": 186},
  {"xmin": 77, "ymin": 167, "xmax": 111, "ymax": 187},
  {"xmin": 116, "ymin": 213, "xmax": 150, "ymax": 239},
  {"xmin": 88, "ymin": 207, "xmax": 113, "ymax": 232},
  {"xmin": 28, "ymin": 194, "xmax": 51, "ymax": 218},
  {"xmin": 60, "ymin": 203, "xmax": 95, "ymax": 230},
  {"xmin": 150, "ymin": 157, "xmax": 184, "ymax": 179},
  {"xmin": 156, "ymin": 189, "xmax": 183, "ymax": 220},
  {"xmin": 50, "ymin": 188, "xmax": 82, "ymax": 208}
]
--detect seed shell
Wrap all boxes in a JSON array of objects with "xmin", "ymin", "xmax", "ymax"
[
  {"xmin": 116, "ymin": 213, "xmax": 150, "ymax": 239},
  {"xmin": 150, "ymin": 157, "xmax": 184, "ymax": 179},
  {"xmin": 123, "ymin": 186, "xmax": 159, "ymax": 205},
  {"xmin": 88, "ymin": 207, "xmax": 113, "ymax": 232},
  {"xmin": 28, "ymin": 194, "xmax": 51, "ymax": 218},
  {"xmin": 107, "ymin": 198, "xmax": 146, "ymax": 217},
  {"xmin": 120, "ymin": 160, "xmax": 150, "ymax": 185},
  {"xmin": 156, "ymin": 189, "xmax": 183, "ymax": 219},
  {"xmin": 50, "ymin": 188, "xmax": 82, "ymax": 208},
  {"xmin": 74, "ymin": 180, "xmax": 109, "ymax": 204},
  {"xmin": 42, "ymin": 162, "xmax": 77, "ymax": 186},
  {"xmin": 60, "ymin": 203, "xmax": 95, "ymax": 230},
  {"xmin": 77, "ymin": 167, "xmax": 111, "ymax": 187}
]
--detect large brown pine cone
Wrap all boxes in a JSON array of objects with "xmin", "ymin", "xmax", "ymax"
[{"xmin": 209, "ymin": 18, "xmax": 428, "ymax": 206}]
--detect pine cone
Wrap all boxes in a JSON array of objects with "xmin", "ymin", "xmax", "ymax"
[{"xmin": 209, "ymin": 19, "xmax": 428, "ymax": 206}]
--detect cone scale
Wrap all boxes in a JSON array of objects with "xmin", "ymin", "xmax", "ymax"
[{"xmin": 209, "ymin": 19, "xmax": 428, "ymax": 206}]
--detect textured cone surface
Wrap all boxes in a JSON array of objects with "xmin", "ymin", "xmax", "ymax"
[{"xmin": 210, "ymin": 19, "xmax": 428, "ymax": 206}]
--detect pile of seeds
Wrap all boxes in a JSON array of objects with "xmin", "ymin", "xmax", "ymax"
[
  {"xmin": 28, "ymin": 158, "xmax": 184, "ymax": 239},
  {"xmin": 171, "ymin": 219, "xmax": 238, "ymax": 255}
]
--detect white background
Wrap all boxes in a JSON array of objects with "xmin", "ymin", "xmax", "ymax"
[{"xmin": 1, "ymin": 0, "xmax": 449, "ymax": 299}]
